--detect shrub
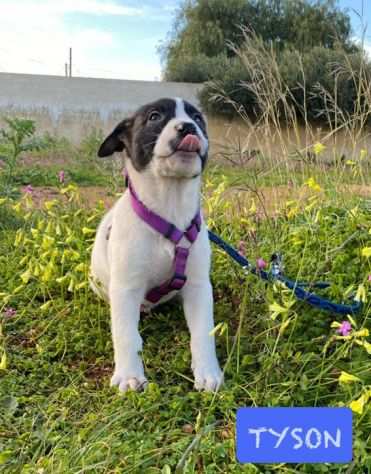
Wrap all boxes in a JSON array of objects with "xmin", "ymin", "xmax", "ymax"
[
  {"xmin": 198, "ymin": 56, "xmax": 255, "ymax": 116},
  {"xmin": 199, "ymin": 35, "xmax": 371, "ymax": 126}
]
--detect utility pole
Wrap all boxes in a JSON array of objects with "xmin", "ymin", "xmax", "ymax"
[
  {"xmin": 69, "ymin": 47, "xmax": 72, "ymax": 77},
  {"xmin": 65, "ymin": 63, "xmax": 68, "ymax": 77}
]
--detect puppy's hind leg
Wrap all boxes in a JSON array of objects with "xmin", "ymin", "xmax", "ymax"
[{"xmin": 90, "ymin": 210, "xmax": 112, "ymax": 300}]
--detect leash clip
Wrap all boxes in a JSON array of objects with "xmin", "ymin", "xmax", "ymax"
[
  {"xmin": 270, "ymin": 253, "xmax": 283, "ymax": 278},
  {"xmin": 242, "ymin": 264, "xmax": 251, "ymax": 275}
]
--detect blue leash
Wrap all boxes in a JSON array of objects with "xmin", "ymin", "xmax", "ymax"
[{"xmin": 208, "ymin": 230, "xmax": 362, "ymax": 315}]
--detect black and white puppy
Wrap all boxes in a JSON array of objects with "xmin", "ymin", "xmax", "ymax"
[{"xmin": 90, "ymin": 97, "xmax": 223, "ymax": 392}]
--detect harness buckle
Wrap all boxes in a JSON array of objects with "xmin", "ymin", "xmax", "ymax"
[
  {"xmin": 169, "ymin": 273, "xmax": 187, "ymax": 290},
  {"xmin": 165, "ymin": 223, "xmax": 176, "ymax": 239}
]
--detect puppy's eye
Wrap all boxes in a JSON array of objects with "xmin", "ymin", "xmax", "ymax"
[
  {"xmin": 193, "ymin": 113, "xmax": 203, "ymax": 124},
  {"xmin": 148, "ymin": 111, "xmax": 162, "ymax": 122}
]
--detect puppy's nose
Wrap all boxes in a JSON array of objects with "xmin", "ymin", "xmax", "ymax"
[{"xmin": 175, "ymin": 122, "xmax": 197, "ymax": 137}]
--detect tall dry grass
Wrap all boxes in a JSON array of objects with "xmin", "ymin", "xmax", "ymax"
[{"xmin": 206, "ymin": 29, "xmax": 371, "ymax": 187}]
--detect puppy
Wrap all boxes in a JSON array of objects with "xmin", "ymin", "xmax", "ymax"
[{"xmin": 90, "ymin": 97, "xmax": 223, "ymax": 392}]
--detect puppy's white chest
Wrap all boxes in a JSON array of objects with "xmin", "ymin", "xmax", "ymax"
[{"xmin": 149, "ymin": 237, "xmax": 176, "ymax": 281}]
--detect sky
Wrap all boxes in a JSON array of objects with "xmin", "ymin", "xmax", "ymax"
[{"xmin": 0, "ymin": 0, "xmax": 370, "ymax": 81}]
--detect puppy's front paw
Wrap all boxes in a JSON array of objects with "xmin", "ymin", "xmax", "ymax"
[
  {"xmin": 111, "ymin": 369, "xmax": 148, "ymax": 392},
  {"xmin": 193, "ymin": 364, "xmax": 224, "ymax": 392}
]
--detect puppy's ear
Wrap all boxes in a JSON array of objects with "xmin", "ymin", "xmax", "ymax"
[{"xmin": 98, "ymin": 118, "xmax": 133, "ymax": 158}]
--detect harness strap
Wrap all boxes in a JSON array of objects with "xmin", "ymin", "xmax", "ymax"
[
  {"xmin": 146, "ymin": 246, "xmax": 189, "ymax": 303},
  {"xmin": 128, "ymin": 178, "xmax": 184, "ymax": 244},
  {"xmin": 126, "ymin": 175, "xmax": 201, "ymax": 304}
]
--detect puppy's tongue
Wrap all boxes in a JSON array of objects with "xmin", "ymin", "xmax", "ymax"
[{"xmin": 177, "ymin": 134, "xmax": 200, "ymax": 152}]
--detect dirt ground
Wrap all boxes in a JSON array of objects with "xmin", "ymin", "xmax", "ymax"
[
  {"xmin": 21, "ymin": 183, "xmax": 371, "ymax": 215},
  {"xmin": 20, "ymin": 185, "xmax": 116, "ymax": 209}
]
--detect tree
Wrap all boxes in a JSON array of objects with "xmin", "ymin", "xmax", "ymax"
[
  {"xmin": 161, "ymin": 0, "xmax": 355, "ymax": 82},
  {"xmin": 160, "ymin": 0, "xmax": 369, "ymax": 123}
]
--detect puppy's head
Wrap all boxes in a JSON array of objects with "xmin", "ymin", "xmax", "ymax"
[{"xmin": 98, "ymin": 97, "xmax": 208, "ymax": 178}]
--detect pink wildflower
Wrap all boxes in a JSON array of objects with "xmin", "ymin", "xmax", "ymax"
[
  {"xmin": 4, "ymin": 307, "xmax": 16, "ymax": 318},
  {"xmin": 25, "ymin": 184, "xmax": 33, "ymax": 194},
  {"xmin": 58, "ymin": 170, "xmax": 65, "ymax": 184},
  {"xmin": 336, "ymin": 321, "xmax": 352, "ymax": 336},
  {"xmin": 257, "ymin": 258, "xmax": 267, "ymax": 270},
  {"xmin": 368, "ymin": 275, "xmax": 371, "ymax": 282}
]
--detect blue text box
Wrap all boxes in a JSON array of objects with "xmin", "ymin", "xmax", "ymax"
[{"xmin": 236, "ymin": 407, "xmax": 352, "ymax": 464}]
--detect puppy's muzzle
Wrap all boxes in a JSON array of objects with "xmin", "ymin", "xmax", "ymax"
[{"xmin": 175, "ymin": 122, "xmax": 201, "ymax": 153}]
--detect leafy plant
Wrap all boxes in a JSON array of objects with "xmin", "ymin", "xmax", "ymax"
[{"xmin": 0, "ymin": 118, "xmax": 46, "ymax": 196}]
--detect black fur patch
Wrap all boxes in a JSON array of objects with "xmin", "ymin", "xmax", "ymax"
[
  {"xmin": 98, "ymin": 118, "xmax": 132, "ymax": 158},
  {"xmin": 130, "ymin": 98, "xmax": 177, "ymax": 171}
]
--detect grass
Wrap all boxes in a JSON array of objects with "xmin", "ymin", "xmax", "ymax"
[
  {"xmin": 0, "ymin": 156, "xmax": 370, "ymax": 472},
  {"xmin": 0, "ymin": 47, "xmax": 371, "ymax": 468},
  {"xmin": 0, "ymin": 25, "xmax": 371, "ymax": 474}
]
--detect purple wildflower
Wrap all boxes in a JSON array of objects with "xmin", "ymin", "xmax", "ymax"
[
  {"xmin": 4, "ymin": 307, "xmax": 16, "ymax": 318},
  {"xmin": 257, "ymin": 258, "xmax": 267, "ymax": 270},
  {"xmin": 25, "ymin": 184, "xmax": 33, "ymax": 194},
  {"xmin": 336, "ymin": 321, "xmax": 352, "ymax": 336},
  {"xmin": 58, "ymin": 170, "xmax": 65, "ymax": 184}
]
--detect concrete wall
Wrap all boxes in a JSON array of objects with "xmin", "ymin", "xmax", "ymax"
[{"xmin": 0, "ymin": 73, "xmax": 202, "ymax": 143}]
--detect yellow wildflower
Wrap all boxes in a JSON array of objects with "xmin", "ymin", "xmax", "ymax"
[
  {"xmin": 44, "ymin": 200, "xmax": 58, "ymax": 211},
  {"xmin": 20, "ymin": 269, "xmax": 32, "ymax": 284},
  {"xmin": 41, "ymin": 235, "xmax": 55, "ymax": 250},
  {"xmin": 68, "ymin": 278, "xmax": 75, "ymax": 292},
  {"xmin": 349, "ymin": 392, "xmax": 370, "ymax": 415},
  {"xmin": 355, "ymin": 340, "xmax": 371, "ymax": 355},
  {"xmin": 12, "ymin": 202, "xmax": 22, "ymax": 213},
  {"xmin": 249, "ymin": 200, "xmax": 257, "ymax": 214},
  {"xmin": 313, "ymin": 142, "xmax": 326, "ymax": 155},
  {"xmin": 353, "ymin": 328, "xmax": 369, "ymax": 338},
  {"xmin": 0, "ymin": 352, "xmax": 7, "ymax": 370},
  {"xmin": 355, "ymin": 284, "xmax": 367, "ymax": 303},
  {"xmin": 209, "ymin": 322, "xmax": 228, "ymax": 336},
  {"xmin": 338, "ymin": 371, "xmax": 361, "ymax": 384},
  {"xmin": 56, "ymin": 274, "xmax": 70, "ymax": 284},
  {"xmin": 305, "ymin": 177, "xmax": 321, "ymax": 192},
  {"xmin": 76, "ymin": 281, "xmax": 88, "ymax": 290},
  {"xmin": 74, "ymin": 263, "xmax": 86, "ymax": 272},
  {"xmin": 82, "ymin": 227, "xmax": 96, "ymax": 235},
  {"xmin": 40, "ymin": 301, "xmax": 52, "ymax": 311},
  {"xmin": 12, "ymin": 285, "xmax": 24, "ymax": 295}
]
